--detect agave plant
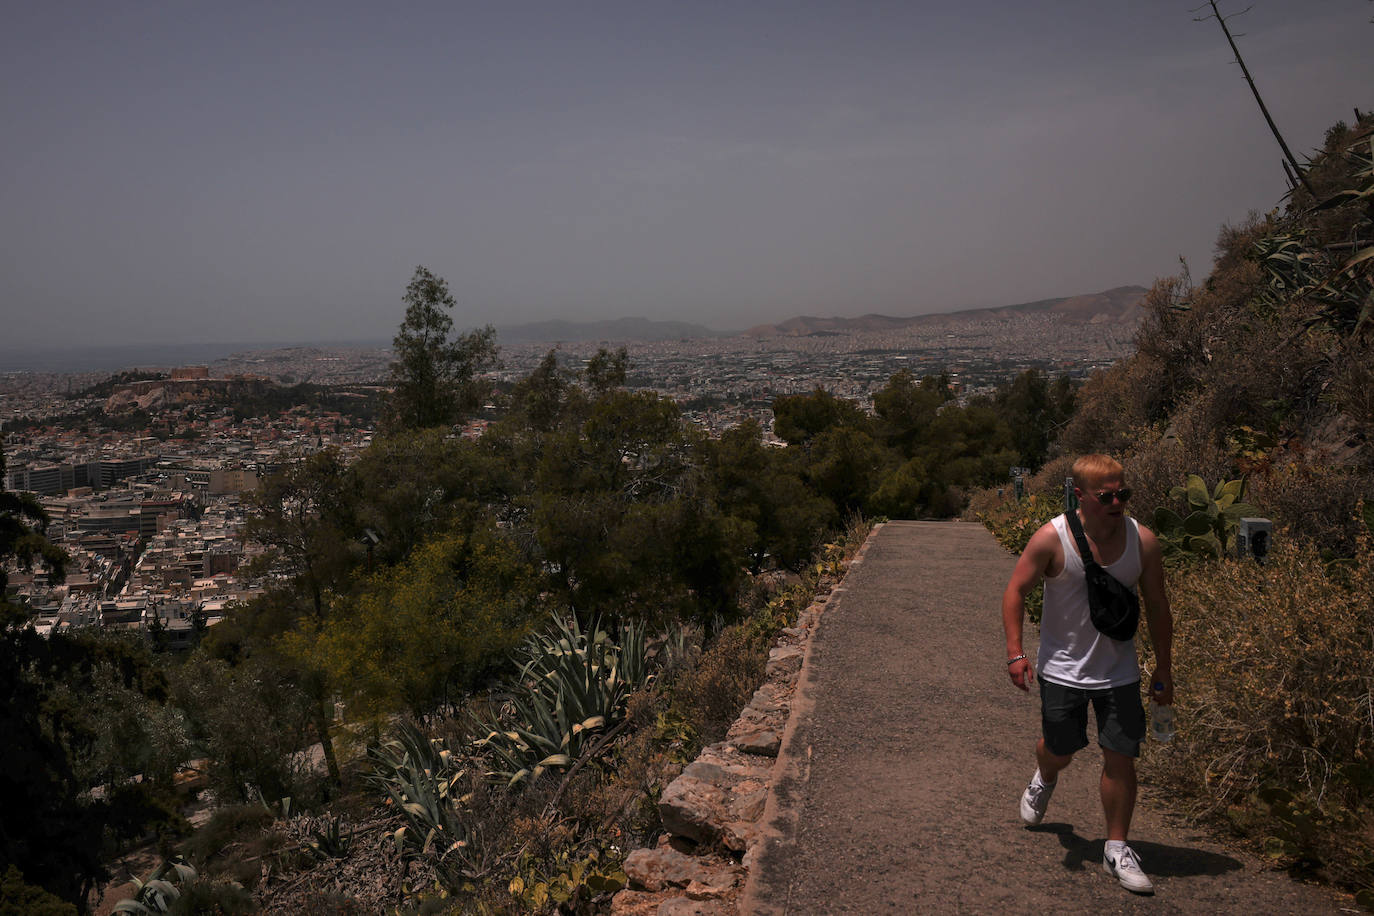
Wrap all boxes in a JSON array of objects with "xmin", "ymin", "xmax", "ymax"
[
  {"xmin": 476, "ymin": 614, "xmax": 652, "ymax": 787},
  {"xmin": 304, "ymin": 814, "xmax": 354, "ymax": 861},
  {"xmin": 368, "ymin": 721, "xmax": 481, "ymax": 886},
  {"xmin": 1152, "ymin": 475, "xmax": 1260, "ymax": 560},
  {"xmin": 113, "ymin": 860, "xmax": 198, "ymax": 915},
  {"xmin": 1312, "ymin": 133, "xmax": 1374, "ymax": 213},
  {"xmin": 1255, "ymin": 131, "xmax": 1374, "ymax": 336}
]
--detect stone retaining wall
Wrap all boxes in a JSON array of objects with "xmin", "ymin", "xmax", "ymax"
[{"xmin": 610, "ymin": 525, "xmax": 880, "ymax": 915}]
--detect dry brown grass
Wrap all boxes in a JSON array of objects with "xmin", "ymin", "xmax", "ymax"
[
  {"xmin": 1327, "ymin": 337, "xmax": 1374, "ymax": 433},
  {"xmin": 667, "ymin": 621, "xmax": 769, "ymax": 751},
  {"xmin": 1248, "ymin": 464, "xmax": 1374, "ymax": 558},
  {"xmin": 1141, "ymin": 532, "xmax": 1374, "ymax": 892}
]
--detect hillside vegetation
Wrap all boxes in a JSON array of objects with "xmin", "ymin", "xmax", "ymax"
[
  {"xmin": 4, "ymin": 113, "xmax": 1371, "ymax": 915},
  {"xmin": 2, "ymin": 265, "xmax": 1069, "ymax": 913},
  {"xmin": 982, "ymin": 112, "xmax": 1374, "ymax": 907}
]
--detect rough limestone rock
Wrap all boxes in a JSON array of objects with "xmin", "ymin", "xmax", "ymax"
[
  {"xmin": 624, "ymin": 846, "xmax": 741, "ymax": 894},
  {"xmin": 610, "ymin": 532, "xmax": 872, "ymax": 916},
  {"xmin": 659, "ymin": 745, "xmax": 773, "ymax": 845},
  {"xmin": 685, "ymin": 876, "xmax": 737, "ymax": 900},
  {"xmin": 751, "ymin": 681, "xmax": 789, "ymax": 715},
  {"xmin": 726, "ymin": 685, "xmax": 788, "ymax": 757},
  {"xmin": 728, "ymin": 785, "xmax": 768, "ymax": 824},
  {"xmin": 728, "ymin": 724, "xmax": 781, "ymax": 757},
  {"xmin": 719, "ymin": 819, "xmax": 760, "ymax": 854},
  {"xmin": 608, "ymin": 890, "xmax": 663, "ymax": 916},
  {"xmin": 658, "ymin": 772, "xmax": 728, "ymax": 845},
  {"xmin": 765, "ymin": 644, "xmax": 804, "ymax": 680},
  {"xmin": 658, "ymin": 898, "xmax": 728, "ymax": 915}
]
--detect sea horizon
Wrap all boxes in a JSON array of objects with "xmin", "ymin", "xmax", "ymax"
[{"xmin": 0, "ymin": 340, "xmax": 390, "ymax": 375}]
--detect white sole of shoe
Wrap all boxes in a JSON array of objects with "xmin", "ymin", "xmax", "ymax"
[{"xmin": 1103, "ymin": 859, "xmax": 1154, "ymax": 894}]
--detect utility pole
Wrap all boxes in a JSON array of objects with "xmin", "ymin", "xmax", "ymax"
[{"xmin": 1195, "ymin": 1, "xmax": 1316, "ymax": 198}]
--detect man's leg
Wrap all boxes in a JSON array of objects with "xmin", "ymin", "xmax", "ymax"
[
  {"xmin": 1021, "ymin": 740, "xmax": 1072, "ymax": 825},
  {"xmin": 1093, "ymin": 683, "xmax": 1146, "ymax": 841},
  {"xmin": 1094, "ymin": 685, "xmax": 1153, "ymax": 891},
  {"xmin": 1036, "ymin": 738, "xmax": 1073, "ymax": 784},
  {"xmin": 1100, "ymin": 746, "xmax": 1154, "ymax": 892},
  {"xmin": 1022, "ymin": 681, "xmax": 1089, "ymax": 825},
  {"xmin": 1038, "ymin": 680, "xmax": 1090, "ymax": 781},
  {"xmin": 1100, "ymin": 747, "xmax": 1136, "ymax": 841}
]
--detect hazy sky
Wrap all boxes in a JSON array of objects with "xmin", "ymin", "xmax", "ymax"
[{"xmin": 2, "ymin": 1, "xmax": 1370, "ymax": 348}]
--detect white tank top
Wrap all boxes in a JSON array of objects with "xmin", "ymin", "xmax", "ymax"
[{"xmin": 1038, "ymin": 514, "xmax": 1142, "ymax": 689}]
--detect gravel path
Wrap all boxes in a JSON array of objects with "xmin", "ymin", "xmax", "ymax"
[{"xmin": 744, "ymin": 521, "xmax": 1350, "ymax": 915}]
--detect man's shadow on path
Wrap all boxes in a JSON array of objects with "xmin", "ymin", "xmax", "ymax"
[{"xmin": 1029, "ymin": 823, "xmax": 1243, "ymax": 878}]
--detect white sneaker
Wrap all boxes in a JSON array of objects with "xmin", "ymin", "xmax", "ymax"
[
  {"xmin": 1103, "ymin": 844, "xmax": 1154, "ymax": 894},
  {"xmin": 1019, "ymin": 772, "xmax": 1055, "ymax": 826}
]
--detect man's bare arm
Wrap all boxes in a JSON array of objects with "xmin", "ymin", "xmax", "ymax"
[
  {"xmin": 1002, "ymin": 524, "xmax": 1057, "ymax": 691},
  {"xmin": 1137, "ymin": 524, "xmax": 1174, "ymax": 704}
]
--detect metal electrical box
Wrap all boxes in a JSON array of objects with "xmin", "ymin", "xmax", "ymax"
[{"xmin": 1237, "ymin": 517, "xmax": 1273, "ymax": 562}]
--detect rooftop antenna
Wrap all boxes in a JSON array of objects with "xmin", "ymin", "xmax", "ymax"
[{"xmin": 1193, "ymin": 1, "xmax": 1316, "ymax": 198}]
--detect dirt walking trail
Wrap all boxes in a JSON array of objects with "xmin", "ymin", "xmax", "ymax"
[{"xmin": 743, "ymin": 521, "xmax": 1348, "ymax": 915}]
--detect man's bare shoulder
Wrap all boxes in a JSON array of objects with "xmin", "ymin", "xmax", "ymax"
[
  {"xmin": 1132, "ymin": 519, "xmax": 1163, "ymax": 555},
  {"xmin": 1023, "ymin": 519, "xmax": 1063, "ymax": 556}
]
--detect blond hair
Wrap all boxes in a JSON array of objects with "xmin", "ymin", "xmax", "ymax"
[{"xmin": 1071, "ymin": 454, "xmax": 1125, "ymax": 490}]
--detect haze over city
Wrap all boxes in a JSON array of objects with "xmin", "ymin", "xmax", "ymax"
[{"xmin": 3, "ymin": 0, "xmax": 1371, "ymax": 351}]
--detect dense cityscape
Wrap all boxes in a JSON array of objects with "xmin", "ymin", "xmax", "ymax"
[{"xmin": 0, "ymin": 303, "xmax": 1135, "ymax": 652}]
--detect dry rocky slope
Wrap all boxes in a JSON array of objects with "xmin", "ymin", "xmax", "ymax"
[
  {"xmin": 608, "ymin": 539, "xmax": 877, "ymax": 915},
  {"xmin": 614, "ymin": 521, "xmax": 1353, "ymax": 915}
]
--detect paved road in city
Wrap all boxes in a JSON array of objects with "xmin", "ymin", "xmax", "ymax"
[{"xmin": 743, "ymin": 520, "xmax": 1347, "ymax": 915}]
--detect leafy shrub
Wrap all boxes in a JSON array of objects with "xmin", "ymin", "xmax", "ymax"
[
  {"xmin": 1116, "ymin": 421, "xmax": 1232, "ymax": 520},
  {"xmin": 978, "ymin": 491, "xmax": 1064, "ymax": 555},
  {"xmin": 508, "ymin": 846, "xmax": 627, "ymax": 912},
  {"xmin": 666, "ymin": 567, "xmax": 834, "ymax": 757},
  {"xmin": 178, "ymin": 805, "xmax": 275, "ymax": 868},
  {"xmin": 962, "ymin": 484, "xmax": 1007, "ymax": 522},
  {"xmin": 976, "ymin": 491, "xmax": 1063, "ymax": 625},
  {"xmin": 1144, "ymin": 529, "xmax": 1374, "ymax": 896},
  {"xmin": 1057, "ymin": 355, "xmax": 1168, "ymax": 458},
  {"xmin": 667, "ymin": 620, "xmax": 767, "ymax": 754},
  {"xmin": 288, "ymin": 528, "xmax": 541, "ymax": 720},
  {"xmin": 171, "ymin": 653, "xmax": 321, "ymax": 807},
  {"xmin": 1151, "ymin": 474, "xmax": 1259, "ymax": 560},
  {"xmin": 0, "ymin": 865, "xmax": 76, "ymax": 916},
  {"xmin": 1328, "ymin": 336, "xmax": 1374, "ymax": 430}
]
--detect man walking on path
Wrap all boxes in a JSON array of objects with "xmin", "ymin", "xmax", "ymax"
[{"xmin": 1002, "ymin": 454, "xmax": 1174, "ymax": 894}]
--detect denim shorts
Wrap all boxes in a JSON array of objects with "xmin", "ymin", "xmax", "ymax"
[{"xmin": 1039, "ymin": 679, "xmax": 1146, "ymax": 758}]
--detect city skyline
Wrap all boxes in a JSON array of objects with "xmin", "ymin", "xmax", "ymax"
[{"xmin": 3, "ymin": 1, "xmax": 1371, "ymax": 348}]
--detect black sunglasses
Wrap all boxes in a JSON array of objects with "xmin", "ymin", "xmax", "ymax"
[{"xmin": 1091, "ymin": 488, "xmax": 1132, "ymax": 505}]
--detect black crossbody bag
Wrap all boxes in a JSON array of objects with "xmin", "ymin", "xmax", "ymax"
[{"xmin": 1065, "ymin": 511, "xmax": 1140, "ymax": 641}]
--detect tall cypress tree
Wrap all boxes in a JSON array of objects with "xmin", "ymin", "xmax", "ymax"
[{"xmin": 386, "ymin": 266, "xmax": 499, "ymax": 431}]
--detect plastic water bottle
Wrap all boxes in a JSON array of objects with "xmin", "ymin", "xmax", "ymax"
[{"xmin": 1149, "ymin": 682, "xmax": 1175, "ymax": 742}]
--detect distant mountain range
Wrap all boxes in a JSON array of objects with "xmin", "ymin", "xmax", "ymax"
[
  {"xmin": 494, "ymin": 316, "xmax": 722, "ymax": 344},
  {"xmin": 493, "ymin": 286, "xmax": 1148, "ymax": 344},
  {"xmin": 0, "ymin": 287, "xmax": 1148, "ymax": 373},
  {"xmin": 741, "ymin": 286, "xmax": 1148, "ymax": 337}
]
